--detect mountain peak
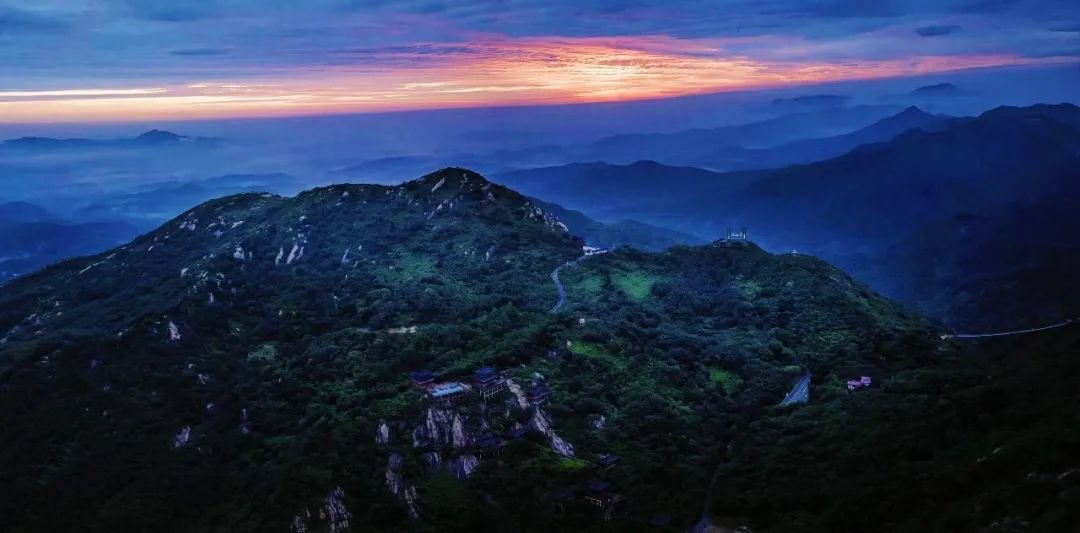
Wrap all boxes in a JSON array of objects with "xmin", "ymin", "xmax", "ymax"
[
  {"xmin": 133, "ymin": 129, "xmax": 183, "ymax": 144},
  {"xmin": 628, "ymin": 159, "xmax": 666, "ymax": 168},
  {"xmin": 867, "ymin": 106, "xmax": 947, "ymax": 133},
  {"xmin": 898, "ymin": 105, "xmax": 929, "ymax": 117},
  {"xmin": 912, "ymin": 82, "xmax": 960, "ymax": 96},
  {"xmin": 409, "ymin": 167, "xmax": 489, "ymax": 189}
]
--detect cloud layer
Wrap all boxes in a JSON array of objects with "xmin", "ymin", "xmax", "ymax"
[{"xmin": 0, "ymin": 0, "xmax": 1077, "ymax": 122}]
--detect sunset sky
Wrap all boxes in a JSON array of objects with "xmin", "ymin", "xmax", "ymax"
[{"xmin": 1, "ymin": 0, "xmax": 1077, "ymax": 123}]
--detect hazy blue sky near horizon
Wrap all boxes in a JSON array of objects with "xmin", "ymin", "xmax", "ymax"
[{"xmin": 1, "ymin": 0, "xmax": 1077, "ymax": 123}]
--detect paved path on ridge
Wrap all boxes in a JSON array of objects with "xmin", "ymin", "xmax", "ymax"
[
  {"xmin": 778, "ymin": 371, "xmax": 811, "ymax": 407},
  {"xmin": 550, "ymin": 255, "xmax": 590, "ymax": 313}
]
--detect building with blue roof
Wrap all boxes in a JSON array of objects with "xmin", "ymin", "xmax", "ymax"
[{"xmin": 428, "ymin": 382, "xmax": 467, "ymax": 407}]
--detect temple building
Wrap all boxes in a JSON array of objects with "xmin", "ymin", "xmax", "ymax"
[
  {"xmin": 716, "ymin": 227, "xmax": 750, "ymax": 247},
  {"xmin": 583, "ymin": 480, "xmax": 623, "ymax": 520},
  {"xmin": 428, "ymin": 382, "xmax": 468, "ymax": 407},
  {"xmin": 474, "ymin": 366, "xmax": 506, "ymax": 400},
  {"xmin": 410, "ymin": 369, "xmax": 435, "ymax": 389}
]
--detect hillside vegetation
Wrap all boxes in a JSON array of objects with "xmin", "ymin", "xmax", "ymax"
[{"xmin": 0, "ymin": 169, "xmax": 942, "ymax": 532}]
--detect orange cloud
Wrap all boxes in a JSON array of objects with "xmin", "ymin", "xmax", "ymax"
[{"xmin": 1, "ymin": 36, "xmax": 1073, "ymax": 123}]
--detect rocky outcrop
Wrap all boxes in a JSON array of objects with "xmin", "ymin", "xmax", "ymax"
[
  {"xmin": 449, "ymin": 454, "xmax": 480, "ymax": 480},
  {"xmin": 591, "ymin": 414, "xmax": 606, "ymax": 432},
  {"xmin": 322, "ymin": 487, "xmax": 351, "ymax": 533},
  {"xmin": 174, "ymin": 425, "xmax": 191, "ymax": 448},
  {"xmin": 505, "ymin": 378, "xmax": 529, "ymax": 409},
  {"xmin": 530, "ymin": 408, "xmax": 575, "ymax": 457},
  {"xmin": 385, "ymin": 454, "xmax": 419, "ymax": 519},
  {"xmin": 375, "ymin": 420, "xmax": 390, "ymax": 444},
  {"xmin": 413, "ymin": 408, "xmax": 471, "ymax": 449},
  {"xmin": 289, "ymin": 486, "xmax": 351, "ymax": 533}
]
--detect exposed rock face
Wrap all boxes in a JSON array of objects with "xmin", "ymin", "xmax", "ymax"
[
  {"xmin": 375, "ymin": 420, "xmax": 390, "ymax": 444},
  {"xmin": 530, "ymin": 408, "xmax": 575, "ymax": 457},
  {"xmin": 451, "ymin": 413, "xmax": 469, "ymax": 448},
  {"xmin": 449, "ymin": 454, "xmax": 480, "ymax": 480},
  {"xmin": 167, "ymin": 320, "xmax": 181, "ymax": 341},
  {"xmin": 290, "ymin": 515, "xmax": 307, "ymax": 533},
  {"xmin": 173, "ymin": 425, "xmax": 191, "ymax": 448},
  {"xmin": 323, "ymin": 486, "xmax": 351, "ymax": 533},
  {"xmin": 505, "ymin": 379, "xmax": 529, "ymax": 409},
  {"xmin": 413, "ymin": 408, "xmax": 470, "ymax": 449},
  {"xmin": 591, "ymin": 414, "xmax": 606, "ymax": 432},
  {"xmin": 385, "ymin": 454, "xmax": 419, "ymax": 519}
]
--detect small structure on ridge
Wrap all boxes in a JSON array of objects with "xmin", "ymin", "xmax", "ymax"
[
  {"xmin": 410, "ymin": 369, "xmax": 435, "ymax": 389},
  {"xmin": 429, "ymin": 382, "xmax": 468, "ymax": 407},
  {"xmin": 716, "ymin": 227, "xmax": 750, "ymax": 247},
  {"xmin": 474, "ymin": 366, "xmax": 506, "ymax": 400},
  {"xmin": 847, "ymin": 375, "xmax": 873, "ymax": 391},
  {"xmin": 583, "ymin": 480, "xmax": 623, "ymax": 521}
]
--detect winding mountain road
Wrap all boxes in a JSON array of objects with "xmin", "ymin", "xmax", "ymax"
[
  {"xmin": 550, "ymin": 264, "xmax": 570, "ymax": 313},
  {"xmin": 550, "ymin": 254, "xmax": 592, "ymax": 313}
]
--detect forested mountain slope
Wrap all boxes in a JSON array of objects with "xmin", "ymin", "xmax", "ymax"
[{"xmin": 0, "ymin": 169, "xmax": 939, "ymax": 532}]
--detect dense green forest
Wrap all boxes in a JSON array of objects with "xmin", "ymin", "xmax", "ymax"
[
  {"xmin": 713, "ymin": 327, "xmax": 1080, "ymax": 532},
  {"xmin": 0, "ymin": 169, "xmax": 1072, "ymax": 532}
]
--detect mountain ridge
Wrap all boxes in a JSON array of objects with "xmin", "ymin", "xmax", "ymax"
[
  {"xmin": 0, "ymin": 129, "xmax": 206, "ymax": 151},
  {"xmin": 0, "ymin": 167, "xmax": 941, "ymax": 532}
]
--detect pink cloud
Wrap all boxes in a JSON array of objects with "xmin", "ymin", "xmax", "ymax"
[{"xmin": 1, "ymin": 35, "xmax": 1073, "ymax": 123}]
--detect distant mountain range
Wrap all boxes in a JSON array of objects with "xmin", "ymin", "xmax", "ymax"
[
  {"xmin": 581, "ymin": 104, "xmax": 903, "ymax": 166},
  {"xmin": 492, "ymin": 160, "xmax": 755, "ymax": 220},
  {"xmin": 493, "ymin": 103, "xmax": 1080, "ymax": 327},
  {"xmin": 912, "ymin": 82, "xmax": 963, "ymax": 97},
  {"xmin": 0, "ymin": 202, "xmax": 137, "ymax": 281},
  {"xmin": 331, "ymin": 105, "xmax": 906, "ymax": 179},
  {"xmin": 0, "ymin": 201, "xmax": 51, "ymax": 224},
  {"xmin": 0, "ymin": 129, "xmax": 213, "ymax": 152},
  {"xmin": 693, "ymin": 106, "xmax": 955, "ymax": 170},
  {"xmin": 79, "ymin": 173, "xmax": 305, "ymax": 229},
  {"xmin": 528, "ymin": 197, "xmax": 706, "ymax": 251}
]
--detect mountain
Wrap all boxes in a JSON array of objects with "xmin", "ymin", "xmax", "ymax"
[
  {"xmin": 567, "ymin": 104, "xmax": 1080, "ymax": 328},
  {"xmin": 0, "ymin": 201, "xmax": 139, "ymax": 282},
  {"xmin": 0, "ymin": 220, "xmax": 139, "ymax": 282},
  {"xmin": 0, "ymin": 130, "xmax": 200, "ymax": 152},
  {"xmin": 492, "ymin": 160, "xmax": 761, "ymax": 221},
  {"xmin": 0, "ymin": 168, "xmax": 941, "ymax": 531},
  {"xmin": 768, "ymin": 94, "xmax": 850, "ymax": 113},
  {"xmin": 133, "ymin": 129, "xmax": 184, "ymax": 145},
  {"xmin": 717, "ymin": 104, "xmax": 1080, "ymax": 253},
  {"xmin": 582, "ymin": 105, "xmax": 903, "ymax": 165},
  {"xmin": 694, "ymin": 106, "xmax": 956, "ymax": 170},
  {"xmin": 854, "ymin": 191, "xmax": 1080, "ymax": 330},
  {"xmin": 79, "ymin": 173, "xmax": 304, "ymax": 229},
  {"xmin": 912, "ymin": 82, "xmax": 962, "ymax": 97},
  {"xmin": 712, "ymin": 324, "xmax": 1080, "ymax": 532},
  {"xmin": 528, "ymin": 197, "xmax": 705, "ymax": 251},
  {"xmin": 489, "ymin": 108, "xmax": 954, "ymax": 221},
  {"xmin": 0, "ymin": 201, "xmax": 52, "ymax": 224}
]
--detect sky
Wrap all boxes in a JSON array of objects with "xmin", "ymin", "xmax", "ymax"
[{"xmin": 1, "ymin": 0, "xmax": 1078, "ymax": 123}]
